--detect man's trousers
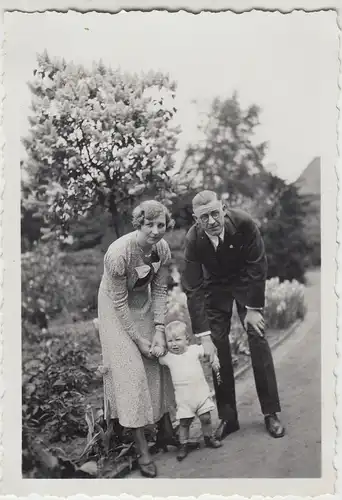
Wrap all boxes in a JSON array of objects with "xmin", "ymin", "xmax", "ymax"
[{"xmin": 205, "ymin": 290, "xmax": 281, "ymax": 422}]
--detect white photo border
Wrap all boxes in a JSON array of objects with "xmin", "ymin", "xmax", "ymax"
[{"xmin": 0, "ymin": 1, "xmax": 340, "ymax": 497}]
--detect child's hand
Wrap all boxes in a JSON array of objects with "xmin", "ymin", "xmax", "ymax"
[
  {"xmin": 211, "ymin": 355, "xmax": 220, "ymax": 372},
  {"xmin": 211, "ymin": 355, "xmax": 222, "ymax": 384},
  {"xmin": 150, "ymin": 346, "xmax": 165, "ymax": 357}
]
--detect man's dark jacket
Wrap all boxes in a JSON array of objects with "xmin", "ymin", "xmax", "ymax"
[{"xmin": 181, "ymin": 208, "xmax": 268, "ymax": 335}]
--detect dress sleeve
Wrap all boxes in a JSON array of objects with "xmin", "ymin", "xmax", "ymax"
[
  {"xmin": 104, "ymin": 249, "xmax": 139, "ymax": 343},
  {"xmin": 151, "ymin": 239, "xmax": 171, "ymax": 325}
]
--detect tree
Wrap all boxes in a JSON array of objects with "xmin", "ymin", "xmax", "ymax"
[
  {"xmin": 179, "ymin": 93, "xmax": 267, "ymax": 203},
  {"xmin": 260, "ymin": 176, "xmax": 313, "ymax": 283},
  {"xmin": 172, "ymin": 94, "xmax": 272, "ymax": 231},
  {"xmin": 23, "ymin": 52, "xmax": 180, "ymax": 238}
]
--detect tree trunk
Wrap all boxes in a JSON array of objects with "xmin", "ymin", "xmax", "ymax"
[{"xmin": 109, "ymin": 195, "xmax": 124, "ymax": 239}]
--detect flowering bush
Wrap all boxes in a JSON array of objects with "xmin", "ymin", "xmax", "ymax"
[{"xmin": 23, "ymin": 53, "xmax": 180, "ymax": 238}]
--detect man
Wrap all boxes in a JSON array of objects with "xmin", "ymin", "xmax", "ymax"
[{"xmin": 181, "ymin": 190, "xmax": 285, "ymax": 440}]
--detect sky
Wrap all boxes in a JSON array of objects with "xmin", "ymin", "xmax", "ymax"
[{"xmin": 4, "ymin": 10, "xmax": 338, "ymax": 182}]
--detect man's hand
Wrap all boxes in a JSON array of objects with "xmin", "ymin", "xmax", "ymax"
[
  {"xmin": 244, "ymin": 309, "xmax": 265, "ymax": 337},
  {"xmin": 201, "ymin": 334, "xmax": 217, "ymax": 364}
]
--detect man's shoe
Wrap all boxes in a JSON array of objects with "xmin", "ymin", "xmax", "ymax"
[
  {"xmin": 264, "ymin": 413, "xmax": 285, "ymax": 438},
  {"xmin": 215, "ymin": 419, "xmax": 240, "ymax": 440},
  {"xmin": 204, "ymin": 436, "xmax": 222, "ymax": 449},
  {"xmin": 176, "ymin": 444, "xmax": 188, "ymax": 461}
]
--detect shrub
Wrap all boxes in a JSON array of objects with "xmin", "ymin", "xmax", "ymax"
[
  {"xmin": 22, "ymin": 241, "xmax": 86, "ymax": 326},
  {"xmin": 60, "ymin": 247, "xmax": 104, "ymax": 314},
  {"xmin": 163, "ymin": 229, "xmax": 187, "ymax": 278}
]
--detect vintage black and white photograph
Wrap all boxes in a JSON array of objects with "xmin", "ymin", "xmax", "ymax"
[{"xmin": 2, "ymin": 6, "xmax": 339, "ymax": 495}]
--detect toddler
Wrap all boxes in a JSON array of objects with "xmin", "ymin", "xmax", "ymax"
[{"xmin": 159, "ymin": 320, "xmax": 222, "ymax": 461}]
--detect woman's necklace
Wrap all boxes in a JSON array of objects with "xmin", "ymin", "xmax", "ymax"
[
  {"xmin": 141, "ymin": 248, "xmax": 152, "ymax": 258},
  {"xmin": 136, "ymin": 234, "xmax": 153, "ymax": 258}
]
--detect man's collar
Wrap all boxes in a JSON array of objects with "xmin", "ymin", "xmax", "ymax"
[
  {"xmin": 204, "ymin": 214, "xmax": 237, "ymax": 240},
  {"xmin": 205, "ymin": 228, "xmax": 225, "ymax": 242}
]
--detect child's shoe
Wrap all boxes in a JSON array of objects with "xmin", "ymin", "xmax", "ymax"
[
  {"xmin": 204, "ymin": 436, "xmax": 222, "ymax": 448},
  {"xmin": 177, "ymin": 443, "xmax": 188, "ymax": 461}
]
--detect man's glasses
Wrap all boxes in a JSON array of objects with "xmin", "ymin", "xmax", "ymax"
[{"xmin": 198, "ymin": 210, "xmax": 221, "ymax": 224}]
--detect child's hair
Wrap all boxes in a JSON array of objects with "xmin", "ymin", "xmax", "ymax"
[{"xmin": 165, "ymin": 320, "xmax": 189, "ymax": 340}]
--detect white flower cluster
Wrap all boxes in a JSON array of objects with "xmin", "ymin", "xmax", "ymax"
[
  {"xmin": 265, "ymin": 277, "xmax": 306, "ymax": 329},
  {"xmin": 165, "ymin": 275, "xmax": 307, "ymax": 337}
]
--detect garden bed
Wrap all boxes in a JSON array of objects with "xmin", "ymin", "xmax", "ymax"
[{"xmin": 22, "ymin": 275, "xmax": 306, "ymax": 478}]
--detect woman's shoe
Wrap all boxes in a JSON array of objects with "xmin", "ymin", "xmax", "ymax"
[
  {"xmin": 176, "ymin": 444, "xmax": 188, "ymax": 461},
  {"xmin": 138, "ymin": 459, "xmax": 157, "ymax": 478}
]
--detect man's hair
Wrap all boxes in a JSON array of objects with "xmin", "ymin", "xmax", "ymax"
[
  {"xmin": 165, "ymin": 320, "xmax": 188, "ymax": 339},
  {"xmin": 192, "ymin": 190, "xmax": 219, "ymax": 211}
]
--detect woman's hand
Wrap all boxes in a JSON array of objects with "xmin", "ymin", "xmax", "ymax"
[
  {"xmin": 150, "ymin": 325, "xmax": 167, "ymax": 358},
  {"xmin": 136, "ymin": 338, "xmax": 154, "ymax": 359}
]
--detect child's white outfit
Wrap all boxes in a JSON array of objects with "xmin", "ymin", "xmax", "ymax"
[{"xmin": 159, "ymin": 344, "xmax": 215, "ymax": 420}]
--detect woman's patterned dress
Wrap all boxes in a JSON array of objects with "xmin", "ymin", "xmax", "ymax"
[{"xmin": 98, "ymin": 231, "xmax": 175, "ymax": 428}]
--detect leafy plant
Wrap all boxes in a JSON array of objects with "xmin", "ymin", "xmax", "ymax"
[
  {"xmin": 23, "ymin": 403, "xmax": 140, "ymax": 479},
  {"xmin": 76, "ymin": 403, "xmax": 139, "ymax": 478},
  {"xmin": 22, "ymin": 339, "xmax": 94, "ymax": 443},
  {"xmin": 22, "ymin": 425, "xmax": 98, "ymax": 478}
]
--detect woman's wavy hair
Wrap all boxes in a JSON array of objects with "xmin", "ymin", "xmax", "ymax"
[{"xmin": 132, "ymin": 200, "xmax": 175, "ymax": 231}]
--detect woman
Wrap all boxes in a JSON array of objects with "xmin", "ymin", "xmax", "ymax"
[{"xmin": 98, "ymin": 200, "xmax": 176, "ymax": 478}]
